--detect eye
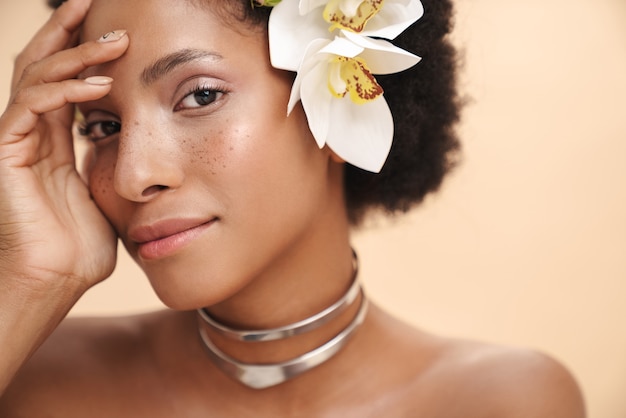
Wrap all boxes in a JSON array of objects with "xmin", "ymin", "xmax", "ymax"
[
  {"xmin": 78, "ymin": 120, "xmax": 121, "ymax": 143},
  {"xmin": 176, "ymin": 86, "xmax": 225, "ymax": 111}
]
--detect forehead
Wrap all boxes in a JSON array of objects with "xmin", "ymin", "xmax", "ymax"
[
  {"xmin": 78, "ymin": 0, "xmax": 272, "ymax": 93},
  {"xmin": 82, "ymin": 0, "xmax": 243, "ymax": 43},
  {"xmin": 81, "ymin": 0, "xmax": 265, "ymax": 74}
]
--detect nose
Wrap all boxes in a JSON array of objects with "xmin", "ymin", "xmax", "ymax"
[{"xmin": 113, "ymin": 121, "xmax": 185, "ymax": 202}]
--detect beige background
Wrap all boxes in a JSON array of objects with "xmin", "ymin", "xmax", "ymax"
[{"xmin": 1, "ymin": 1, "xmax": 625, "ymax": 416}]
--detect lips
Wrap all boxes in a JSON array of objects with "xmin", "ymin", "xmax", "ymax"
[{"xmin": 128, "ymin": 218, "xmax": 217, "ymax": 260}]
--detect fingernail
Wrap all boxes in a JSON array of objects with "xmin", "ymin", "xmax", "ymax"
[
  {"xmin": 84, "ymin": 76, "xmax": 113, "ymax": 86},
  {"xmin": 98, "ymin": 30, "xmax": 127, "ymax": 43}
]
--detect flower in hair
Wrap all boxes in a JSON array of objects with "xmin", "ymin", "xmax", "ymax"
[
  {"xmin": 253, "ymin": 0, "xmax": 283, "ymax": 6},
  {"xmin": 266, "ymin": 0, "xmax": 423, "ymax": 172}
]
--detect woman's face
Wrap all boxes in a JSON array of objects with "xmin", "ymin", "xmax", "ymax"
[{"xmin": 78, "ymin": 0, "xmax": 342, "ymax": 309}]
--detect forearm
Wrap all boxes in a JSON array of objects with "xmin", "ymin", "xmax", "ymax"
[{"xmin": 0, "ymin": 275, "xmax": 84, "ymax": 395}]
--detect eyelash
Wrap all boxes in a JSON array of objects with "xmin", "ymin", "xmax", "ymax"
[
  {"xmin": 77, "ymin": 120, "xmax": 121, "ymax": 144},
  {"xmin": 77, "ymin": 82, "xmax": 228, "ymax": 144},
  {"xmin": 175, "ymin": 83, "xmax": 227, "ymax": 112}
]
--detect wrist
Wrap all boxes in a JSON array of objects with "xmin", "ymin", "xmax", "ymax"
[{"xmin": 0, "ymin": 271, "xmax": 85, "ymax": 396}]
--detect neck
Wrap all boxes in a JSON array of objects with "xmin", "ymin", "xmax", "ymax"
[
  {"xmin": 203, "ymin": 196, "xmax": 355, "ymax": 325},
  {"xmin": 197, "ymin": 241, "xmax": 359, "ymax": 365}
]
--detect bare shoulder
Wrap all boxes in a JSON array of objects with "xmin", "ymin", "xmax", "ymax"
[
  {"xmin": 0, "ymin": 310, "xmax": 172, "ymax": 416},
  {"xmin": 431, "ymin": 337, "xmax": 586, "ymax": 417},
  {"xmin": 365, "ymin": 307, "xmax": 585, "ymax": 417}
]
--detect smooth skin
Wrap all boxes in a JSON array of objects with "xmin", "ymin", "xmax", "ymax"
[{"xmin": 0, "ymin": 0, "xmax": 586, "ymax": 416}]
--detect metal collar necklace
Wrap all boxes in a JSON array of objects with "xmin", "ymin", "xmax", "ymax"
[
  {"xmin": 196, "ymin": 252, "xmax": 366, "ymax": 389},
  {"xmin": 197, "ymin": 289, "xmax": 368, "ymax": 390},
  {"xmin": 197, "ymin": 253, "xmax": 360, "ymax": 342}
]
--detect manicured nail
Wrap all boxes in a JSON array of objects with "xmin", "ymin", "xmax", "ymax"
[
  {"xmin": 84, "ymin": 76, "xmax": 113, "ymax": 86},
  {"xmin": 98, "ymin": 30, "xmax": 127, "ymax": 43}
]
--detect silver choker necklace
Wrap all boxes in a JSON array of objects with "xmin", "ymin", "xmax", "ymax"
[
  {"xmin": 198, "ymin": 291, "xmax": 367, "ymax": 389},
  {"xmin": 196, "ymin": 254, "xmax": 367, "ymax": 389},
  {"xmin": 197, "ymin": 255, "xmax": 360, "ymax": 342}
]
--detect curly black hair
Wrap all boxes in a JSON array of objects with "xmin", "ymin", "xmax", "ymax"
[{"xmin": 48, "ymin": 0, "xmax": 461, "ymax": 225}]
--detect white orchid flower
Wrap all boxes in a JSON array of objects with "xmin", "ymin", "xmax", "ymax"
[
  {"xmin": 269, "ymin": 0, "xmax": 423, "ymax": 71},
  {"xmin": 265, "ymin": 0, "xmax": 423, "ymax": 171},
  {"xmin": 287, "ymin": 32, "xmax": 420, "ymax": 172}
]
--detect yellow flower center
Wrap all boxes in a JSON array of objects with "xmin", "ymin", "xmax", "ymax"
[
  {"xmin": 327, "ymin": 56, "xmax": 384, "ymax": 104},
  {"xmin": 323, "ymin": 0, "xmax": 385, "ymax": 33}
]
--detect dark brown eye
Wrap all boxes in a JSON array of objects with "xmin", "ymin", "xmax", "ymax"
[
  {"xmin": 79, "ymin": 121, "xmax": 121, "ymax": 143},
  {"xmin": 178, "ymin": 88, "xmax": 224, "ymax": 110}
]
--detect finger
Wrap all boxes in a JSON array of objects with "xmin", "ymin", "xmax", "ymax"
[
  {"xmin": 12, "ymin": 0, "xmax": 93, "ymax": 91},
  {"xmin": 16, "ymin": 31, "xmax": 129, "ymax": 91},
  {"xmin": 0, "ymin": 77, "xmax": 113, "ymax": 147}
]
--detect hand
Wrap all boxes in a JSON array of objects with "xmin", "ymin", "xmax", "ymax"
[{"xmin": 0, "ymin": 0, "xmax": 129, "ymax": 294}]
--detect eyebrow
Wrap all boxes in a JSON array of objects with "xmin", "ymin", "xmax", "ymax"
[{"xmin": 140, "ymin": 49, "xmax": 223, "ymax": 86}]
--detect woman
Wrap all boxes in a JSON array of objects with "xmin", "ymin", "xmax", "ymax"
[{"xmin": 0, "ymin": 0, "xmax": 585, "ymax": 416}]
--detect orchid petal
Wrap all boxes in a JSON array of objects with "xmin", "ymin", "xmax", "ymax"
[
  {"xmin": 300, "ymin": 61, "xmax": 334, "ymax": 148},
  {"xmin": 287, "ymin": 40, "xmax": 334, "ymax": 148},
  {"xmin": 328, "ymin": 55, "xmax": 384, "ymax": 103},
  {"xmin": 318, "ymin": 35, "xmax": 364, "ymax": 58},
  {"xmin": 327, "ymin": 59, "xmax": 347, "ymax": 98},
  {"xmin": 317, "ymin": 37, "xmax": 386, "ymax": 103},
  {"xmin": 325, "ymin": 95, "xmax": 393, "ymax": 172},
  {"xmin": 299, "ymin": 0, "xmax": 327, "ymax": 14},
  {"xmin": 300, "ymin": 0, "xmax": 423, "ymax": 39},
  {"xmin": 341, "ymin": 0, "xmax": 365, "ymax": 17},
  {"xmin": 341, "ymin": 31, "xmax": 420, "ymax": 73},
  {"xmin": 269, "ymin": 0, "xmax": 329, "ymax": 70},
  {"xmin": 338, "ymin": 0, "xmax": 364, "ymax": 17},
  {"xmin": 323, "ymin": 0, "xmax": 383, "ymax": 33},
  {"xmin": 360, "ymin": 0, "xmax": 424, "ymax": 39},
  {"xmin": 287, "ymin": 75, "xmax": 303, "ymax": 115},
  {"xmin": 287, "ymin": 38, "xmax": 332, "ymax": 114}
]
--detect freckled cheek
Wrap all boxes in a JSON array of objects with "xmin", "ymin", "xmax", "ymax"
[
  {"xmin": 216, "ymin": 118, "xmax": 273, "ymax": 164},
  {"xmin": 182, "ymin": 123, "xmax": 248, "ymax": 174},
  {"xmin": 86, "ymin": 157, "xmax": 120, "ymax": 221}
]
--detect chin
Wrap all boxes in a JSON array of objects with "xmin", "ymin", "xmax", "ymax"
[{"xmin": 143, "ymin": 268, "xmax": 240, "ymax": 311}]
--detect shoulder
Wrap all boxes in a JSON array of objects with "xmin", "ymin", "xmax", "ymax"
[
  {"xmin": 365, "ymin": 307, "xmax": 585, "ymax": 417},
  {"xmin": 0, "ymin": 310, "xmax": 170, "ymax": 416},
  {"xmin": 19, "ymin": 311, "xmax": 153, "ymax": 369},
  {"xmin": 414, "ymin": 337, "xmax": 586, "ymax": 417}
]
